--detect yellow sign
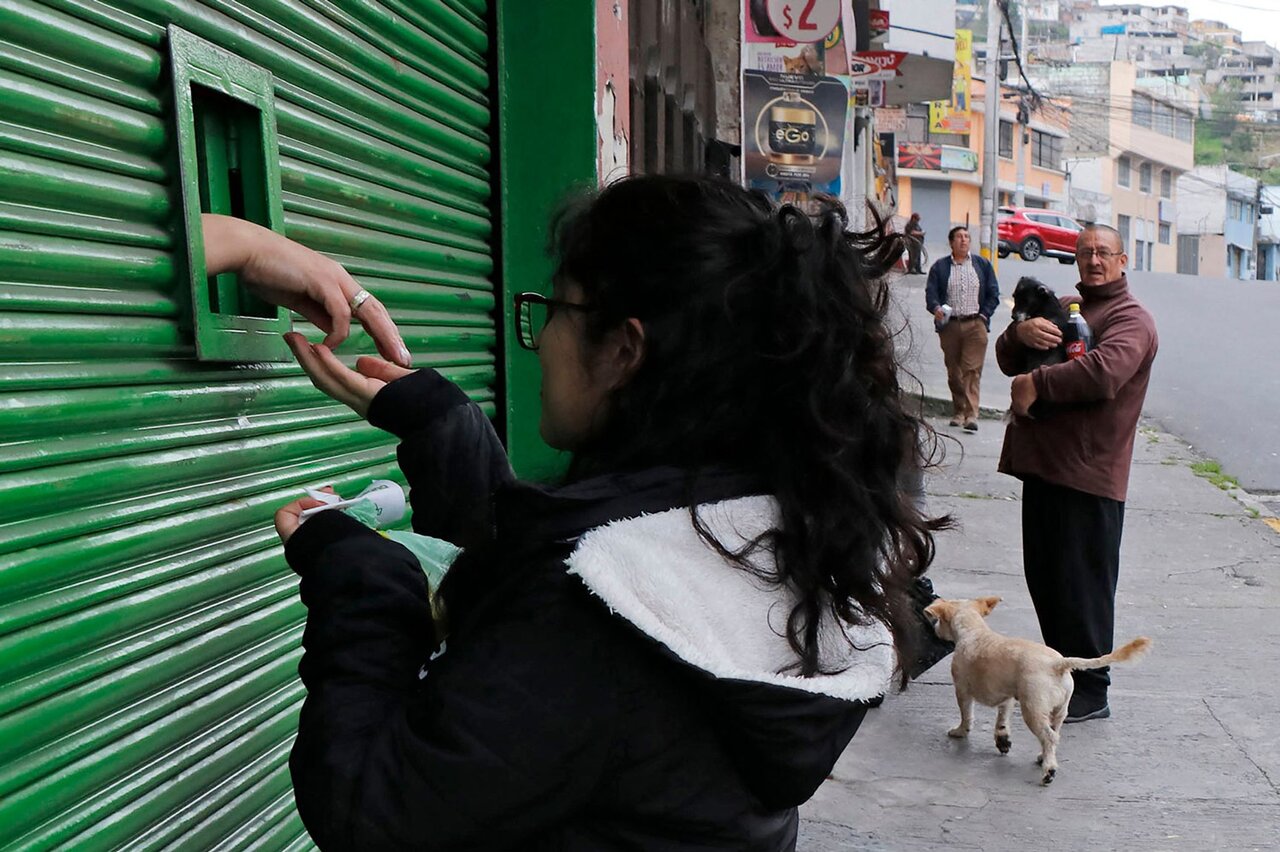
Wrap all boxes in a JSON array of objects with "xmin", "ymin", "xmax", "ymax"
[{"xmin": 929, "ymin": 29, "xmax": 972, "ymax": 134}]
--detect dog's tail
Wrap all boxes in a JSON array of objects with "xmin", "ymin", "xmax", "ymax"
[{"xmin": 1056, "ymin": 637, "xmax": 1152, "ymax": 674}]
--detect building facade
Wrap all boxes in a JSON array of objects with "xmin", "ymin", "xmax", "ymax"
[
  {"xmin": 1259, "ymin": 185, "xmax": 1280, "ymax": 281},
  {"xmin": 893, "ymin": 79, "xmax": 1070, "ymax": 247},
  {"xmin": 1030, "ymin": 61, "xmax": 1195, "ymax": 272},
  {"xmin": 1205, "ymin": 41, "xmax": 1280, "ymax": 123},
  {"xmin": 1067, "ymin": 3, "xmax": 1191, "ymax": 65},
  {"xmin": 1176, "ymin": 165, "xmax": 1261, "ymax": 278}
]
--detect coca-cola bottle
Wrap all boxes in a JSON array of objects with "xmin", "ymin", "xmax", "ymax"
[{"xmin": 1065, "ymin": 303, "xmax": 1093, "ymax": 360}]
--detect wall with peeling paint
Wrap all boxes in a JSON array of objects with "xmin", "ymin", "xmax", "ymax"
[{"xmin": 597, "ymin": 0, "xmax": 631, "ymax": 183}]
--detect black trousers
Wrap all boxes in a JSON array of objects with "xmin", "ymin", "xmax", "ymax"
[{"xmin": 1021, "ymin": 476, "xmax": 1125, "ymax": 705}]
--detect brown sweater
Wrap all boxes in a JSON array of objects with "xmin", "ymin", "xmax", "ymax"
[{"xmin": 995, "ymin": 275, "xmax": 1158, "ymax": 502}]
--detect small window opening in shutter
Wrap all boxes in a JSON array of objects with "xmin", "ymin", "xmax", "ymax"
[{"xmin": 169, "ymin": 25, "xmax": 291, "ymax": 362}]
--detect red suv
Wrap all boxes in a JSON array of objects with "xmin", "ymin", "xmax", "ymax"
[{"xmin": 997, "ymin": 206, "xmax": 1082, "ymax": 263}]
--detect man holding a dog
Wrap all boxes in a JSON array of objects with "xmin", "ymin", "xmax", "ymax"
[
  {"xmin": 995, "ymin": 224, "xmax": 1158, "ymax": 723},
  {"xmin": 925, "ymin": 225, "xmax": 1001, "ymax": 432}
]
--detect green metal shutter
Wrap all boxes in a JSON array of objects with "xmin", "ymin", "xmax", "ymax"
[{"xmin": 0, "ymin": 1, "xmax": 494, "ymax": 848}]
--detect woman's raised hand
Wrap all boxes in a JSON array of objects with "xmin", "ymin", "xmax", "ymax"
[
  {"xmin": 285, "ymin": 333, "xmax": 413, "ymax": 418},
  {"xmin": 202, "ymin": 214, "xmax": 412, "ymax": 368}
]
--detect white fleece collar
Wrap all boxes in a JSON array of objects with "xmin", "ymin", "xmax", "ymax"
[{"xmin": 565, "ymin": 495, "xmax": 896, "ymax": 702}]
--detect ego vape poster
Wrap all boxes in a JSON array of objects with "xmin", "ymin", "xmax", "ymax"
[{"xmin": 742, "ymin": 69, "xmax": 848, "ymax": 210}]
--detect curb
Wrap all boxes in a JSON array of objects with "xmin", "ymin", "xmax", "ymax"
[
  {"xmin": 910, "ymin": 392, "xmax": 1006, "ymax": 422},
  {"xmin": 912, "ymin": 397, "xmax": 1278, "ymax": 529},
  {"xmin": 1141, "ymin": 416, "xmax": 1280, "ymax": 528}
]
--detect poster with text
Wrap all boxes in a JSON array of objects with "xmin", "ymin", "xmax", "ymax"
[
  {"xmin": 742, "ymin": 0, "xmax": 850, "ymax": 77},
  {"xmin": 743, "ymin": 69, "xmax": 848, "ymax": 212},
  {"xmin": 928, "ymin": 28, "xmax": 972, "ymax": 134}
]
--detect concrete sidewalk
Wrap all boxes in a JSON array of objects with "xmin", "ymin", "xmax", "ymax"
[
  {"xmin": 888, "ymin": 267, "xmax": 1014, "ymax": 419},
  {"xmin": 797, "ymin": 413, "xmax": 1280, "ymax": 850}
]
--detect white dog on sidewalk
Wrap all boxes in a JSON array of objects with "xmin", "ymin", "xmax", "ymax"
[{"xmin": 923, "ymin": 596, "xmax": 1152, "ymax": 786}]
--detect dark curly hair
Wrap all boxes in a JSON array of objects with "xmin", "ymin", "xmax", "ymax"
[{"xmin": 549, "ymin": 175, "xmax": 945, "ymax": 688}]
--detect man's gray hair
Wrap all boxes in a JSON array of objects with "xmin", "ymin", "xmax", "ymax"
[{"xmin": 1081, "ymin": 223, "xmax": 1124, "ymax": 250}]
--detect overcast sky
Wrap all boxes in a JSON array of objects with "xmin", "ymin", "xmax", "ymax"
[{"xmin": 1100, "ymin": 0, "xmax": 1280, "ymax": 50}]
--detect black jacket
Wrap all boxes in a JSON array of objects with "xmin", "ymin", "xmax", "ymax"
[{"xmin": 284, "ymin": 370, "xmax": 896, "ymax": 851}]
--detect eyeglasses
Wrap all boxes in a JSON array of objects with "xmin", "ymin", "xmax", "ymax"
[
  {"xmin": 1077, "ymin": 248, "xmax": 1121, "ymax": 259},
  {"xmin": 513, "ymin": 291, "xmax": 595, "ymax": 351}
]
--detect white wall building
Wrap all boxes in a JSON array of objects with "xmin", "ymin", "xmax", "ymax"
[
  {"xmin": 1068, "ymin": 4, "xmax": 1190, "ymax": 64},
  {"xmin": 1176, "ymin": 166, "xmax": 1259, "ymax": 278},
  {"xmin": 1255, "ymin": 185, "xmax": 1279, "ymax": 281}
]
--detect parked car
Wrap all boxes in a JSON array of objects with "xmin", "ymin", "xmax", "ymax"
[{"xmin": 997, "ymin": 206, "xmax": 1082, "ymax": 263}]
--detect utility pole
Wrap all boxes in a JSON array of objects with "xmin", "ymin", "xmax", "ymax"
[
  {"xmin": 1014, "ymin": 96, "xmax": 1028, "ymax": 207},
  {"xmin": 1013, "ymin": 1, "xmax": 1029, "ymax": 207},
  {"xmin": 980, "ymin": 0, "xmax": 1003, "ymax": 260}
]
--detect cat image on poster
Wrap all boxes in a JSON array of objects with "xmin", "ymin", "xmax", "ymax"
[{"xmin": 782, "ymin": 43, "xmax": 823, "ymax": 75}]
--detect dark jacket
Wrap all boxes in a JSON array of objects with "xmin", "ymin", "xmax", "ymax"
[
  {"xmin": 924, "ymin": 253, "xmax": 1001, "ymax": 330},
  {"xmin": 284, "ymin": 369, "xmax": 895, "ymax": 851},
  {"xmin": 995, "ymin": 274, "xmax": 1158, "ymax": 502}
]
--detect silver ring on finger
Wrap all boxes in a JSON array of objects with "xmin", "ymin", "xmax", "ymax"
[{"xmin": 349, "ymin": 288, "xmax": 373, "ymax": 313}]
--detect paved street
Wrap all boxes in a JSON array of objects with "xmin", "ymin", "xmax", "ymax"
[
  {"xmin": 798, "ymin": 413, "xmax": 1280, "ymax": 851},
  {"xmin": 892, "ymin": 250, "xmax": 1280, "ymax": 501}
]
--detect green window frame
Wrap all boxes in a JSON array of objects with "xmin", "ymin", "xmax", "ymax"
[{"xmin": 169, "ymin": 25, "xmax": 291, "ymax": 362}]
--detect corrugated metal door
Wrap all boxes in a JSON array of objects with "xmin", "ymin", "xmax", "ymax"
[
  {"xmin": 0, "ymin": 1, "xmax": 494, "ymax": 847},
  {"xmin": 911, "ymin": 180, "xmax": 952, "ymax": 248}
]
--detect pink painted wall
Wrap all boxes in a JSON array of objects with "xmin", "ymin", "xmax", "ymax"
[{"xmin": 596, "ymin": 0, "xmax": 631, "ymax": 183}]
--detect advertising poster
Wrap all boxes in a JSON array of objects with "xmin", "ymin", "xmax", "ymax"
[
  {"xmin": 875, "ymin": 132, "xmax": 898, "ymax": 211},
  {"xmin": 928, "ymin": 28, "xmax": 972, "ymax": 134},
  {"xmin": 869, "ymin": 9, "xmax": 890, "ymax": 39},
  {"xmin": 940, "ymin": 145, "xmax": 978, "ymax": 172},
  {"xmin": 848, "ymin": 49, "xmax": 904, "ymax": 109},
  {"xmin": 743, "ymin": 69, "xmax": 848, "ymax": 211},
  {"xmin": 897, "ymin": 142, "xmax": 942, "ymax": 170},
  {"xmin": 851, "ymin": 79, "xmax": 887, "ymax": 108},
  {"xmin": 896, "ymin": 142, "xmax": 979, "ymax": 172},
  {"xmin": 876, "ymin": 107, "xmax": 908, "ymax": 134},
  {"xmin": 742, "ymin": 0, "xmax": 849, "ymax": 77}
]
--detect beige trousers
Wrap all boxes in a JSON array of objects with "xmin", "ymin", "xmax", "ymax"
[{"xmin": 938, "ymin": 317, "xmax": 988, "ymax": 422}]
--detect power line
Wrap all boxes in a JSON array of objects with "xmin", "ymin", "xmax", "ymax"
[{"xmin": 996, "ymin": 0, "xmax": 1047, "ymax": 107}]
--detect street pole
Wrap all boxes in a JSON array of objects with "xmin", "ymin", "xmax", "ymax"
[
  {"xmin": 1013, "ymin": 1, "xmax": 1028, "ymax": 207},
  {"xmin": 1014, "ymin": 97, "xmax": 1027, "ymax": 207},
  {"xmin": 1018, "ymin": 0, "xmax": 1028, "ymax": 66},
  {"xmin": 981, "ymin": 0, "xmax": 1003, "ymax": 259}
]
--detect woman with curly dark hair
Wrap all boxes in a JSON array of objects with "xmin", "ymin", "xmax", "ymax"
[{"xmin": 231, "ymin": 175, "xmax": 945, "ymax": 851}]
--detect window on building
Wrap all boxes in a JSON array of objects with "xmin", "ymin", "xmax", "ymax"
[
  {"xmin": 999, "ymin": 120, "xmax": 1014, "ymax": 158},
  {"xmin": 1139, "ymin": 161, "xmax": 1153, "ymax": 192},
  {"xmin": 1134, "ymin": 94, "xmax": 1154, "ymax": 128},
  {"xmin": 1229, "ymin": 198, "xmax": 1243, "ymax": 219},
  {"xmin": 1175, "ymin": 111, "xmax": 1193, "ymax": 141},
  {"xmin": 1160, "ymin": 169, "xmax": 1172, "ymax": 198},
  {"xmin": 1118, "ymin": 156, "xmax": 1131, "ymax": 187},
  {"xmin": 1159, "ymin": 222, "xmax": 1171, "ymax": 243},
  {"xmin": 1031, "ymin": 130, "xmax": 1063, "ymax": 170},
  {"xmin": 1117, "ymin": 213, "xmax": 1131, "ymax": 250}
]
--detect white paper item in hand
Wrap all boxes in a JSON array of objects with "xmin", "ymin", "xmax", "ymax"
[{"xmin": 299, "ymin": 479, "xmax": 407, "ymax": 526}]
